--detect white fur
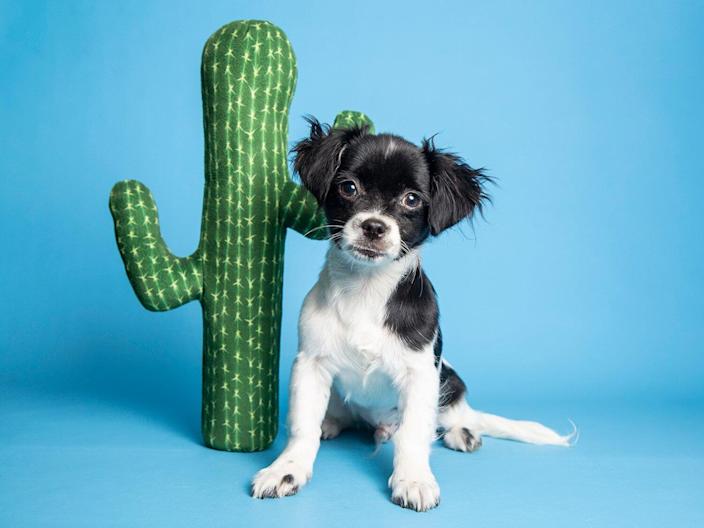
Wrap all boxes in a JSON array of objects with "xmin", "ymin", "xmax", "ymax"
[
  {"xmin": 339, "ymin": 210, "xmax": 402, "ymax": 265},
  {"xmin": 251, "ymin": 241, "xmax": 575, "ymax": 510}
]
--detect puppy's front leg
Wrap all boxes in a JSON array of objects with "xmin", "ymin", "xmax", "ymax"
[
  {"xmin": 251, "ymin": 353, "xmax": 332, "ymax": 499},
  {"xmin": 389, "ymin": 358, "xmax": 441, "ymax": 511}
]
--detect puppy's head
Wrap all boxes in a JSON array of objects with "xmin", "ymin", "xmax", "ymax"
[{"xmin": 293, "ymin": 117, "xmax": 491, "ymax": 266}]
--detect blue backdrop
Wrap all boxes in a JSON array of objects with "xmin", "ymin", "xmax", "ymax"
[{"xmin": 1, "ymin": 1, "xmax": 702, "ymax": 526}]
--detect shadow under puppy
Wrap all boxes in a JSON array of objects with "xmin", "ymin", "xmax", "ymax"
[{"xmin": 251, "ymin": 118, "xmax": 574, "ymax": 511}]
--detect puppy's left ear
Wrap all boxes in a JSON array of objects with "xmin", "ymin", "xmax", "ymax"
[
  {"xmin": 292, "ymin": 116, "xmax": 368, "ymax": 204},
  {"xmin": 422, "ymin": 137, "xmax": 492, "ymax": 235}
]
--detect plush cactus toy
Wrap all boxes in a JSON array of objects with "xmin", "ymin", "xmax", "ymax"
[{"xmin": 109, "ymin": 20, "xmax": 374, "ymax": 452}]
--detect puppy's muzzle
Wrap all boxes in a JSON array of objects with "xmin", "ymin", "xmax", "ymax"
[{"xmin": 343, "ymin": 212, "xmax": 401, "ymax": 263}]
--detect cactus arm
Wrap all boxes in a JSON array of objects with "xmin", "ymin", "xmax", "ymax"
[
  {"xmin": 282, "ymin": 110, "xmax": 376, "ymax": 239},
  {"xmin": 281, "ymin": 180, "xmax": 328, "ymax": 239},
  {"xmin": 110, "ymin": 179, "xmax": 202, "ymax": 311},
  {"xmin": 332, "ymin": 110, "xmax": 375, "ymax": 133}
]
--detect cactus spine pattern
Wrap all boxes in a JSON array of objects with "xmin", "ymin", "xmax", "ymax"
[{"xmin": 109, "ymin": 20, "xmax": 374, "ymax": 451}]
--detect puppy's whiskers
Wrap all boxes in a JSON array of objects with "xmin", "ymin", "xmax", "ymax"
[
  {"xmin": 303, "ymin": 223, "xmax": 345, "ymax": 237},
  {"xmin": 399, "ymin": 240, "xmax": 412, "ymax": 258}
]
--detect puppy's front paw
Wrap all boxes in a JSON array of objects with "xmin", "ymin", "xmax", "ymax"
[
  {"xmin": 388, "ymin": 469, "xmax": 440, "ymax": 512},
  {"xmin": 251, "ymin": 459, "xmax": 310, "ymax": 499}
]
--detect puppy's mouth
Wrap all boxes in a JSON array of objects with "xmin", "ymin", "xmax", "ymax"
[{"xmin": 349, "ymin": 244, "xmax": 386, "ymax": 261}]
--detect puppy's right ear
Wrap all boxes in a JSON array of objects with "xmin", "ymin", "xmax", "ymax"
[{"xmin": 292, "ymin": 116, "xmax": 367, "ymax": 204}]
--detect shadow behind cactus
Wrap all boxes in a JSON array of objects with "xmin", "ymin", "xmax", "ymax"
[{"xmin": 109, "ymin": 20, "xmax": 374, "ymax": 451}]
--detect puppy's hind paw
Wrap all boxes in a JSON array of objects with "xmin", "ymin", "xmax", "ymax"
[
  {"xmin": 321, "ymin": 417, "xmax": 342, "ymax": 440},
  {"xmin": 374, "ymin": 422, "xmax": 398, "ymax": 445},
  {"xmin": 443, "ymin": 427, "xmax": 482, "ymax": 453},
  {"xmin": 251, "ymin": 460, "xmax": 310, "ymax": 499}
]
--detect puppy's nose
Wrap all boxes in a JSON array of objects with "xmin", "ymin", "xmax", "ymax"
[{"xmin": 361, "ymin": 218, "xmax": 388, "ymax": 240}]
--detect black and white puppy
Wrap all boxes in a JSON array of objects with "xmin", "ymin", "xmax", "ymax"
[{"xmin": 251, "ymin": 118, "xmax": 574, "ymax": 511}]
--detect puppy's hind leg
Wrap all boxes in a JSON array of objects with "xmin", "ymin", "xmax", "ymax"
[
  {"xmin": 439, "ymin": 401, "xmax": 483, "ymax": 452},
  {"xmin": 437, "ymin": 360, "xmax": 576, "ymax": 448},
  {"xmin": 437, "ymin": 362, "xmax": 482, "ymax": 453},
  {"xmin": 321, "ymin": 390, "xmax": 354, "ymax": 440}
]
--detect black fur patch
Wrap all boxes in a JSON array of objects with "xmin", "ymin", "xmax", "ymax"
[
  {"xmin": 439, "ymin": 362, "xmax": 467, "ymax": 408},
  {"xmin": 384, "ymin": 268, "xmax": 438, "ymax": 351},
  {"xmin": 433, "ymin": 328, "xmax": 443, "ymax": 367}
]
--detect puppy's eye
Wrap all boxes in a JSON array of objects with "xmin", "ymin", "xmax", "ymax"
[
  {"xmin": 338, "ymin": 180, "xmax": 358, "ymax": 198},
  {"xmin": 401, "ymin": 192, "xmax": 422, "ymax": 209}
]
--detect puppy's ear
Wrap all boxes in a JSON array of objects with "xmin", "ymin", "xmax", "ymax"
[
  {"xmin": 422, "ymin": 137, "xmax": 492, "ymax": 235},
  {"xmin": 292, "ymin": 116, "xmax": 368, "ymax": 203}
]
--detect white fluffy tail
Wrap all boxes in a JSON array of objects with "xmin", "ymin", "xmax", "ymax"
[
  {"xmin": 466, "ymin": 408, "xmax": 577, "ymax": 446},
  {"xmin": 439, "ymin": 400, "xmax": 578, "ymax": 446}
]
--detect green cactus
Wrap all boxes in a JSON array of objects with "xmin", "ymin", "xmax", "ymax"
[{"xmin": 109, "ymin": 20, "xmax": 374, "ymax": 452}]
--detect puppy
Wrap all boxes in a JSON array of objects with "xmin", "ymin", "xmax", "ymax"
[{"xmin": 251, "ymin": 118, "xmax": 574, "ymax": 511}]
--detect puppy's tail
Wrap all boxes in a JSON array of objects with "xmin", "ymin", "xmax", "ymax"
[
  {"xmin": 467, "ymin": 409, "xmax": 577, "ymax": 446},
  {"xmin": 440, "ymin": 401, "xmax": 578, "ymax": 446}
]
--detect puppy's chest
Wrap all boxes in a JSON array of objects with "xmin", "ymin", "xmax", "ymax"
[
  {"xmin": 327, "ymin": 288, "xmax": 395, "ymax": 363},
  {"xmin": 317, "ymin": 285, "xmax": 405, "ymax": 405},
  {"xmin": 331, "ymin": 307, "xmax": 400, "ymax": 411}
]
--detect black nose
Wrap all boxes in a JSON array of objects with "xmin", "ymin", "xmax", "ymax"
[{"xmin": 361, "ymin": 218, "xmax": 388, "ymax": 240}]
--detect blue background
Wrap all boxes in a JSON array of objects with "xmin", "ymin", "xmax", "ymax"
[{"xmin": 1, "ymin": 1, "xmax": 702, "ymax": 526}]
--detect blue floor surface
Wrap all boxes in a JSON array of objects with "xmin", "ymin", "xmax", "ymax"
[{"xmin": 2, "ymin": 385, "xmax": 702, "ymax": 527}]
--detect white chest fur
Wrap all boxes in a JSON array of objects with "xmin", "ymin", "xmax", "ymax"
[{"xmin": 298, "ymin": 247, "xmax": 424, "ymax": 423}]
